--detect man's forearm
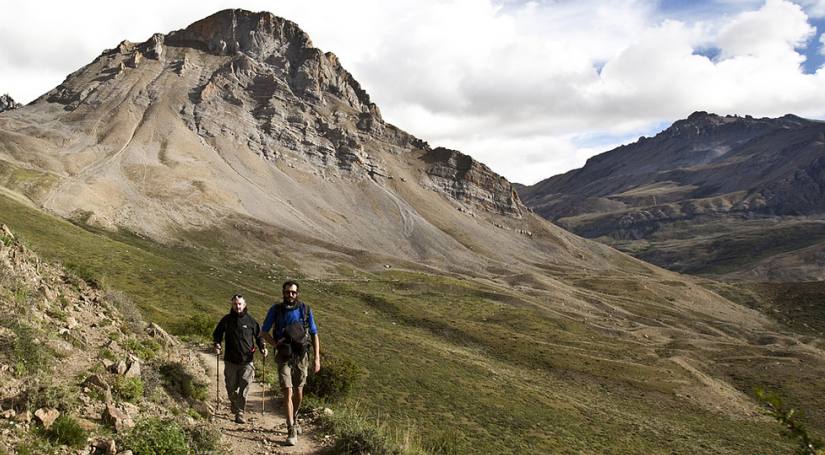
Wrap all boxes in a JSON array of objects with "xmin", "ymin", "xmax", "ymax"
[
  {"xmin": 262, "ymin": 332, "xmax": 277, "ymax": 347},
  {"xmin": 313, "ymin": 334, "xmax": 320, "ymax": 358}
]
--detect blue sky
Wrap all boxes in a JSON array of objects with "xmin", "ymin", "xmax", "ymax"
[{"xmin": 3, "ymin": 0, "xmax": 825, "ymax": 184}]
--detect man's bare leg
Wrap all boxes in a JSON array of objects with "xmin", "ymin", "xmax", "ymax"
[{"xmin": 283, "ymin": 387, "xmax": 294, "ymax": 426}]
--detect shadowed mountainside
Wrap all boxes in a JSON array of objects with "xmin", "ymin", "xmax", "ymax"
[{"xmin": 519, "ymin": 112, "xmax": 825, "ymax": 281}]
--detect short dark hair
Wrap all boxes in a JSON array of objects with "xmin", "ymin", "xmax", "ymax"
[{"xmin": 282, "ymin": 280, "xmax": 299, "ymax": 291}]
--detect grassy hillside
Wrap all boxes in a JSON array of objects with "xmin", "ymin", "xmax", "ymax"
[
  {"xmin": 1, "ymin": 193, "xmax": 820, "ymax": 453},
  {"xmin": 594, "ymin": 216, "xmax": 825, "ymax": 278}
]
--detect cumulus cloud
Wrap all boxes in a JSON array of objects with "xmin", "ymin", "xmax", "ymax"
[
  {"xmin": 795, "ymin": 0, "xmax": 825, "ymax": 17},
  {"xmin": 2, "ymin": 0, "xmax": 825, "ymax": 184}
]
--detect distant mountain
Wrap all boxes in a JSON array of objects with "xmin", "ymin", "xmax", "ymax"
[
  {"xmin": 519, "ymin": 112, "xmax": 825, "ymax": 280},
  {"xmin": 0, "ymin": 94, "xmax": 21, "ymax": 112}
]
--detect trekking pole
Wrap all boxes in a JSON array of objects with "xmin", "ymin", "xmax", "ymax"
[
  {"xmin": 261, "ymin": 356, "xmax": 266, "ymax": 415},
  {"xmin": 216, "ymin": 351, "xmax": 220, "ymax": 415}
]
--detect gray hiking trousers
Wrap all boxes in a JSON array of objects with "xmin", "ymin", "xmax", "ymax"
[{"xmin": 224, "ymin": 361, "xmax": 255, "ymax": 414}]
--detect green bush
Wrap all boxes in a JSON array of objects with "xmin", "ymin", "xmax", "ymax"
[
  {"xmin": 10, "ymin": 321, "xmax": 53, "ymax": 376},
  {"xmin": 0, "ymin": 230, "xmax": 13, "ymax": 247},
  {"xmin": 755, "ymin": 388, "xmax": 824, "ymax": 455},
  {"xmin": 305, "ymin": 354, "xmax": 363, "ymax": 402},
  {"xmin": 47, "ymin": 415, "xmax": 88, "ymax": 447},
  {"xmin": 113, "ymin": 376, "xmax": 144, "ymax": 403},
  {"xmin": 159, "ymin": 362, "xmax": 208, "ymax": 401},
  {"xmin": 105, "ymin": 289, "xmax": 144, "ymax": 333},
  {"xmin": 25, "ymin": 381, "xmax": 79, "ymax": 413},
  {"xmin": 318, "ymin": 408, "xmax": 405, "ymax": 455},
  {"xmin": 98, "ymin": 347, "xmax": 117, "ymax": 362},
  {"xmin": 175, "ymin": 313, "xmax": 215, "ymax": 341},
  {"xmin": 120, "ymin": 417, "xmax": 189, "ymax": 455},
  {"xmin": 123, "ymin": 338, "xmax": 162, "ymax": 361},
  {"xmin": 15, "ymin": 438, "xmax": 53, "ymax": 455},
  {"xmin": 186, "ymin": 424, "xmax": 221, "ymax": 453}
]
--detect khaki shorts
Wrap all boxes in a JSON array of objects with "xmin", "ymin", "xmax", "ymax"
[{"xmin": 278, "ymin": 353, "xmax": 309, "ymax": 389}]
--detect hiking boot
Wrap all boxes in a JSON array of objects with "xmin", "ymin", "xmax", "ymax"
[
  {"xmin": 294, "ymin": 419, "xmax": 302, "ymax": 435},
  {"xmin": 286, "ymin": 425, "xmax": 298, "ymax": 446},
  {"xmin": 234, "ymin": 413, "xmax": 246, "ymax": 424}
]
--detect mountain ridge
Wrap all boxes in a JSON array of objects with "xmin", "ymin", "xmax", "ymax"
[{"xmin": 519, "ymin": 111, "xmax": 825, "ymax": 280}]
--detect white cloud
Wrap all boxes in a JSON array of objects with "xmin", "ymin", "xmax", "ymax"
[
  {"xmin": 717, "ymin": 0, "xmax": 814, "ymax": 59},
  {"xmin": 2, "ymin": 0, "xmax": 825, "ymax": 185},
  {"xmin": 795, "ymin": 0, "xmax": 825, "ymax": 17}
]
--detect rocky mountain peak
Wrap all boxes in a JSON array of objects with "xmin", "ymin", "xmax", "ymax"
[
  {"xmin": 0, "ymin": 94, "xmax": 21, "ymax": 113},
  {"xmin": 166, "ymin": 9, "xmax": 312, "ymax": 58}
]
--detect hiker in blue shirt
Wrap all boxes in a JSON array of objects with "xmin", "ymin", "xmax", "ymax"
[{"xmin": 261, "ymin": 280, "xmax": 320, "ymax": 446}]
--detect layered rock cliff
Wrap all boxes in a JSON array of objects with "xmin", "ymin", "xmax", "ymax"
[{"xmin": 0, "ymin": 94, "xmax": 20, "ymax": 113}]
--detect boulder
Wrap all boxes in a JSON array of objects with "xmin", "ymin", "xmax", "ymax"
[
  {"xmin": 83, "ymin": 374, "xmax": 110, "ymax": 390},
  {"xmin": 75, "ymin": 417, "xmax": 97, "ymax": 432},
  {"xmin": 92, "ymin": 437, "xmax": 117, "ymax": 455},
  {"xmin": 124, "ymin": 357, "xmax": 141, "ymax": 378},
  {"xmin": 103, "ymin": 404, "xmax": 134, "ymax": 432},
  {"xmin": 34, "ymin": 408, "xmax": 60, "ymax": 429},
  {"xmin": 1, "ymin": 224, "xmax": 14, "ymax": 239},
  {"xmin": 110, "ymin": 360, "xmax": 128, "ymax": 375},
  {"xmin": 146, "ymin": 323, "xmax": 177, "ymax": 346}
]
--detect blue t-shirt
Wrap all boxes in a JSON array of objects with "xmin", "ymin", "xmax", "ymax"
[{"xmin": 262, "ymin": 302, "xmax": 318, "ymax": 341}]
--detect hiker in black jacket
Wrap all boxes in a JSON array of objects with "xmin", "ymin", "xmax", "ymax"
[{"xmin": 213, "ymin": 294, "xmax": 267, "ymax": 423}]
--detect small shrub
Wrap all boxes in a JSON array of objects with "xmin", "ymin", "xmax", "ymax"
[
  {"xmin": 159, "ymin": 362, "xmax": 208, "ymax": 401},
  {"xmin": 98, "ymin": 347, "xmax": 117, "ymax": 362},
  {"xmin": 174, "ymin": 313, "xmax": 215, "ymax": 342},
  {"xmin": 47, "ymin": 415, "xmax": 88, "ymax": 448},
  {"xmin": 113, "ymin": 376, "xmax": 144, "ymax": 403},
  {"xmin": 755, "ymin": 388, "xmax": 824, "ymax": 455},
  {"xmin": 25, "ymin": 381, "xmax": 79, "ymax": 413},
  {"xmin": 305, "ymin": 354, "xmax": 363, "ymax": 402},
  {"xmin": 318, "ymin": 406, "xmax": 409, "ymax": 455},
  {"xmin": 186, "ymin": 423, "xmax": 221, "ymax": 453},
  {"xmin": 15, "ymin": 438, "xmax": 53, "ymax": 455},
  {"xmin": 105, "ymin": 289, "xmax": 143, "ymax": 333},
  {"xmin": 120, "ymin": 417, "xmax": 189, "ymax": 455},
  {"xmin": 123, "ymin": 338, "xmax": 162, "ymax": 361},
  {"xmin": 0, "ymin": 230, "xmax": 13, "ymax": 247},
  {"xmin": 10, "ymin": 321, "xmax": 53, "ymax": 376}
]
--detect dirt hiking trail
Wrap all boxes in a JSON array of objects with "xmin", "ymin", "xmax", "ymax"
[{"xmin": 199, "ymin": 352, "xmax": 328, "ymax": 454}]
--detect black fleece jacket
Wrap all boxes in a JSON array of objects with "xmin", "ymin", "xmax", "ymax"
[{"xmin": 212, "ymin": 309, "xmax": 265, "ymax": 365}]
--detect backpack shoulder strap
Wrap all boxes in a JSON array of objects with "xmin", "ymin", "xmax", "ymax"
[{"xmin": 300, "ymin": 303, "xmax": 309, "ymax": 330}]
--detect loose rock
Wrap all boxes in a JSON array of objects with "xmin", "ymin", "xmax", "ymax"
[{"xmin": 34, "ymin": 407, "xmax": 60, "ymax": 429}]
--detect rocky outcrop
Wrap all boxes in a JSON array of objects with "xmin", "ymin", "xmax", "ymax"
[
  {"xmin": 0, "ymin": 94, "xmax": 21, "ymax": 113},
  {"xmin": 424, "ymin": 147, "xmax": 523, "ymax": 217},
  {"xmin": 0, "ymin": 226, "xmax": 216, "ymax": 453}
]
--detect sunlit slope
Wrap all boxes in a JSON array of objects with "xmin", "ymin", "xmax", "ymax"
[{"xmin": 3, "ymin": 192, "xmax": 824, "ymax": 453}]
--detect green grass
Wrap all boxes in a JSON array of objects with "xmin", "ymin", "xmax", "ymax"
[
  {"xmin": 606, "ymin": 217, "xmax": 825, "ymax": 275},
  {"xmin": 120, "ymin": 417, "xmax": 189, "ymax": 455},
  {"xmin": 46, "ymin": 415, "xmax": 88, "ymax": 448},
  {"xmin": 0, "ymin": 192, "xmax": 813, "ymax": 454}
]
